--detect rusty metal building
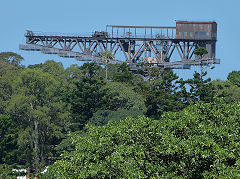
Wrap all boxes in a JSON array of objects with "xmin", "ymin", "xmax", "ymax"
[
  {"xmin": 176, "ymin": 21, "xmax": 217, "ymax": 59},
  {"xmin": 176, "ymin": 21, "xmax": 217, "ymax": 40}
]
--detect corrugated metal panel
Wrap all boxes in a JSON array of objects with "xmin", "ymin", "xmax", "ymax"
[{"xmin": 176, "ymin": 21, "xmax": 217, "ymax": 40}]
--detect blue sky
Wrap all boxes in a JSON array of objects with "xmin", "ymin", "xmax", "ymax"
[{"xmin": 1, "ymin": 0, "xmax": 239, "ymax": 80}]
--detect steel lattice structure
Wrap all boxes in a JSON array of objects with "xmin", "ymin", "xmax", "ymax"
[{"xmin": 19, "ymin": 21, "xmax": 220, "ymax": 69}]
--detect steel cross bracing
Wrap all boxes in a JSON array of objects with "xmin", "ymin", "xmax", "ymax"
[{"xmin": 19, "ymin": 26, "xmax": 219, "ymax": 69}]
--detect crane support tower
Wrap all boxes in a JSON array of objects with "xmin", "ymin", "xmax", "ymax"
[{"xmin": 20, "ymin": 21, "xmax": 220, "ymax": 69}]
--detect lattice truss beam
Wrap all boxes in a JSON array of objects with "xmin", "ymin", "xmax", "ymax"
[{"xmin": 20, "ymin": 32, "xmax": 219, "ymax": 68}]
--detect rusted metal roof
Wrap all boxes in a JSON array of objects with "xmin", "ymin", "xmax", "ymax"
[{"xmin": 176, "ymin": 21, "xmax": 216, "ymax": 24}]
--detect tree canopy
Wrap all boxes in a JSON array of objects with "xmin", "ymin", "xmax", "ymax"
[
  {"xmin": 46, "ymin": 100, "xmax": 240, "ymax": 178},
  {"xmin": 0, "ymin": 52, "xmax": 24, "ymax": 66},
  {"xmin": 227, "ymin": 70, "xmax": 240, "ymax": 87},
  {"xmin": 194, "ymin": 47, "xmax": 208, "ymax": 59},
  {"xmin": 1, "ymin": 52, "xmax": 240, "ymax": 178}
]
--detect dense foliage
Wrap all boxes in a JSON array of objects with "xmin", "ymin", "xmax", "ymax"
[
  {"xmin": 46, "ymin": 100, "xmax": 240, "ymax": 178},
  {"xmin": 1, "ymin": 51, "xmax": 240, "ymax": 177}
]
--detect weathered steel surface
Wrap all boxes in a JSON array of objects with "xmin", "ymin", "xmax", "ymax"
[
  {"xmin": 20, "ymin": 21, "xmax": 219, "ymax": 69},
  {"xmin": 176, "ymin": 21, "xmax": 217, "ymax": 40}
]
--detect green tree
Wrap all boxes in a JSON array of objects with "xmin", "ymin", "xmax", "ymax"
[
  {"xmin": 97, "ymin": 63, "xmax": 121, "ymax": 81},
  {"xmin": 100, "ymin": 50, "xmax": 115, "ymax": 80},
  {"xmin": 63, "ymin": 64, "xmax": 83, "ymax": 82},
  {"xmin": 7, "ymin": 69, "xmax": 70, "ymax": 175},
  {"xmin": 212, "ymin": 79, "xmax": 240, "ymax": 103},
  {"xmin": 194, "ymin": 47, "xmax": 208, "ymax": 59},
  {"xmin": 88, "ymin": 108, "xmax": 144, "ymax": 126},
  {"xmin": 88, "ymin": 81, "xmax": 147, "ymax": 126},
  {"xmin": 113, "ymin": 62, "xmax": 134, "ymax": 84},
  {"xmin": 0, "ymin": 115, "xmax": 19, "ymax": 165},
  {"xmin": 137, "ymin": 63, "xmax": 163, "ymax": 88},
  {"xmin": 145, "ymin": 70, "xmax": 185, "ymax": 118},
  {"xmin": 45, "ymin": 100, "xmax": 240, "ymax": 178},
  {"xmin": 184, "ymin": 70, "xmax": 214, "ymax": 102},
  {"xmin": 0, "ymin": 52, "xmax": 24, "ymax": 66},
  {"xmin": 28, "ymin": 60, "xmax": 64, "ymax": 78},
  {"xmin": 227, "ymin": 70, "xmax": 240, "ymax": 87},
  {"xmin": 104, "ymin": 81, "xmax": 146, "ymax": 112},
  {"xmin": 46, "ymin": 116, "xmax": 163, "ymax": 178},
  {"xmin": 0, "ymin": 56, "xmax": 24, "ymax": 113},
  {"xmin": 68, "ymin": 62, "xmax": 108, "ymax": 130}
]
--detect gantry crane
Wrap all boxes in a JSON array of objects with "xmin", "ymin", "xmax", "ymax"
[{"xmin": 20, "ymin": 21, "xmax": 220, "ymax": 69}]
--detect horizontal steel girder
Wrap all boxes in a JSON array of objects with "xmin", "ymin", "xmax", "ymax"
[{"xmin": 20, "ymin": 31, "xmax": 218, "ymax": 68}]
